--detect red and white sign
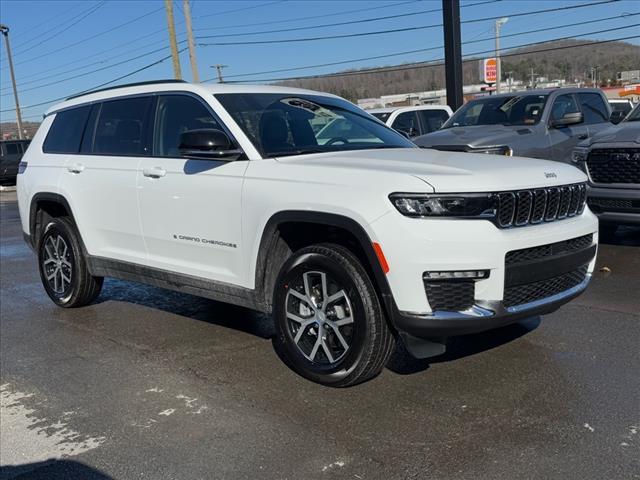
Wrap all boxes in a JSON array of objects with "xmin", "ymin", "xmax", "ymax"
[{"xmin": 480, "ymin": 58, "xmax": 497, "ymax": 84}]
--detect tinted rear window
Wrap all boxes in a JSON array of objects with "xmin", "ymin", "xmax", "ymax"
[
  {"xmin": 93, "ymin": 97, "xmax": 151, "ymax": 156},
  {"xmin": 43, "ymin": 106, "xmax": 91, "ymax": 153}
]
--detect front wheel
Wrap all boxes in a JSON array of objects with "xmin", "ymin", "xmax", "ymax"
[{"xmin": 273, "ymin": 244, "xmax": 394, "ymax": 387}]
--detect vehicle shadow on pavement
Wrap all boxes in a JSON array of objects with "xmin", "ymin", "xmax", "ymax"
[
  {"xmin": 0, "ymin": 459, "xmax": 111, "ymax": 480},
  {"xmin": 386, "ymin": 317, "xmax": 541, "ymax": 375},
  {"xmin": 97, "ymin": 278, "xmax": 275, "ymax": 339},
  {"xmin": 598, "ymin": 225, "xmax": 640, "ymax": 246}
]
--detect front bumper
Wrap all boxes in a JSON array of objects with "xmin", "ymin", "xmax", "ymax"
[
  {"xmin": 587, "ymin": 185, "xmax": 640, "ymax": 226},
  {"xmin": 369, "ymin": 208, "xmax": 598, "ymax": 338}
]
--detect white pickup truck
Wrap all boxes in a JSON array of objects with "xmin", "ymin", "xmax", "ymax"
[{"xmin": 17, "ymin": 81, "xmax": 598, "ymax": 386}]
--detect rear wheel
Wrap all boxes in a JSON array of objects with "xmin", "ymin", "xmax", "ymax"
[
  {"xmin": 38, "ymin": 217, "xmax": 103, "ymax": 307},
  {"xmin": 273, "ymin": 244, "xmax": 394, "ymax": 387}
]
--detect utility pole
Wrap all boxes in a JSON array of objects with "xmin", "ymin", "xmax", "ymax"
[
  {"xmin": 442, "ymin": 0, "xmax": 463, "ymax": 111},
  {"xmin": 211, "ymin": 64, "xmax": 227, "ymax": 83},
  {"xmin": 164, "ymin": 0, "xmax": 182, "ymax": 79},
  {"xmin": 183, "ymin": 0, "xmax": 199, "ymax": 82},
  {"xmin": 0, "ymin": 24, "xmax": 24, "ymax": 140},
  {"xmin": 528, "ymin": 68, "xmax": 538, "ymax": 89},
  {"xmin": 494, "ymin": 17, "xmax": 508, "ymax": 94}
]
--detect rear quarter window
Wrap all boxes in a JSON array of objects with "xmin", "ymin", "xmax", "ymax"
[{"xmin": 43, "ymin": 106, "xmax": 91, "ymax": 154}]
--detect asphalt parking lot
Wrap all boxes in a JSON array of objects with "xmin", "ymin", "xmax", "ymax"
[{"xmin": 0, "ymin": 189, "xmax": 638, "ymax": 480}]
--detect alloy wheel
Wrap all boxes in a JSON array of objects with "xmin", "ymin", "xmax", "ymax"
[
  {"xmin": 285, "ymin": 270, "xmax": 355, "ymax": 365},
  {"xmin": 42, "ymin": 234, "xmax": 72, "ymax": 294}
]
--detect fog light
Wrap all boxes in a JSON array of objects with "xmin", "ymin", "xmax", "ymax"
[{"xmin": 423, "ymin": 270, "xmax": 489, "ymax": 280}]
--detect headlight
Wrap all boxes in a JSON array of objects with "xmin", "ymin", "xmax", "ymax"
[
  {"xmin": 572, "ymin": 147, "xmax": 589, "ymax": 163},
  {"xmin": 470, "ymin": 145, "xmax": 513, "ymax": 156},
  {"xmin": 389, "ymin": 193, "xmax": 496, "ymax": 218}
]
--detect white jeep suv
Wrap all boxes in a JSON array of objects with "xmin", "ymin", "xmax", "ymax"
[{"xmin": 17, "ymin": 80, "xmax": 598, "ymax": 386}]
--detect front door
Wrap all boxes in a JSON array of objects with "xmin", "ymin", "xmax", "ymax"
[
  {"xmin": 137, "ymin": 93, "xmax": 247, "ymax": 285},
  {"xmin": 548, "ymin": 93, "xmax": 590, "ymax": 162}
]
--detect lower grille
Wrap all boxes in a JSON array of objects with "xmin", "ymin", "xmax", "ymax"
[
  {"xmin": 586, "ymin": 148, "xmax": 640, "ymax": 184},
  {"xmin": 588, "ymin": 197, "xmax": 640, "ymax": 213},
  {"xmin": 505, "ymin": 234, "xmax": 593, "ymax": 265},
  {"xmin": 503, "ymin": 266, "xmax": 588, "ymax": 308},
  {"xmin": 424, "ymin": 281, "xmax": 475, "ymax": 311}
]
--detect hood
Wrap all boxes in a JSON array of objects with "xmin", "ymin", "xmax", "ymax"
[
  {"xmin": 275, "ymin": 148, "xmax": 586, "ymax": 193},
  {"xmin": 584, "ymin": 122, "xmax": 640, "ymax": 146},
  {"xmin": 413, "ymin": 124, "xmax": 536, "ymax": 149}
]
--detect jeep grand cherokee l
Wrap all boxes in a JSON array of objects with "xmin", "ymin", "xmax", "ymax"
[{"xmin": 17, "ymin": 80, "xmax": 598, "ymax": 386}]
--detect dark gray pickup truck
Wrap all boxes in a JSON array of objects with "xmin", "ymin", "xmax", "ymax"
[
  {"xmin": 572, "ymin": 103, "xmax": 640, "ymax": 230},
  {"xmin": 415, "ymin": 88, "xmax": 613, "ymax": 163}
]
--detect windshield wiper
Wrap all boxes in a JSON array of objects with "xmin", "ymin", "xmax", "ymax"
[{"xmin": 267, "ymin": 148, "xmax": 326, "ymax": 157}]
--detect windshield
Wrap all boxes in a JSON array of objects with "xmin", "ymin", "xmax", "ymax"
[
  {"xmin": 370, "ymin": 112, "xmax": 391, "ymax": 122},
  {"xmin": 215, "ymin": 93, "xmax": 414, "ymax": 157},
  {"xmin": 610, "ymin": 102, "xmax": 632, "ymax": 115},
  {"xmin": 443, "ymin": 94, "xmax": 548, "ymax": 128},
  {"xmin": 624, "ymin": 103, "xmax": 640, "ymax": 122}
]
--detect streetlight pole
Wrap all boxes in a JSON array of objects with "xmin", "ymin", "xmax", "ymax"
[
  {"xmin": 0, "ymin": 24, "xmax": 24, "ymax": 140},
  {"xmin": 442, "ymin": 0, "xmax": 463, "ymax": 111},
  {"xmin": 495, "ymin": 17, "xmax": 508, "ymax": 94}
]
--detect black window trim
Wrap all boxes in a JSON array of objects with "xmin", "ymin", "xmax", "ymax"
[
  {"xmin": 43, "ymin": 90, "xmax": 244, "ymax": 160},
  {"xmin": 149, "ymin": 91, "xmax": 244, "ymax": 160}
]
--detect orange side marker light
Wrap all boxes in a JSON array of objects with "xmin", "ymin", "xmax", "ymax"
[{"xmin": 372, "ymin": 242, "xmax": 390, "ymax": 274}]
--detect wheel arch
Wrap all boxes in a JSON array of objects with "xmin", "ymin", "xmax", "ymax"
[
  {"xmin": 28, "ymin": 192, "xmax": 77, "ymax": 249},
  {"xmin": 254, "ymin": 210, "xmax": 395, "ymax": 321}
]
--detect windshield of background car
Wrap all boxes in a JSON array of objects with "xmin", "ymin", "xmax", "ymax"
[
  {"xmin": 215, "ymin": 93, "xmax": 414, "ymax": 157},
  {"xmin": 370, "ymin": 112, "xmax": 392, "ymax": 122},
  {"xmin": 624, "ymin": 104, "xmax": 640, "ymax": 121},
  {"xmin": 610, "ymin": 102, "xmax": 632, "ymax": 115},
  {"xmin": 442, "ymin": 94, "xmax": 549, "ymax": 128}
]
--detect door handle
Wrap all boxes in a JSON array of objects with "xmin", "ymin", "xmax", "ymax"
[
  {"xmin": 578, "ymin": 133, "xmax": 589, "ymax": 140},
  {"xmin": 143, "ymin": 167, "xmax": 166, "ymax": 179},
  {"xmin": 67, "ymin": 163, "xmax": 85, "ymax": 174}
]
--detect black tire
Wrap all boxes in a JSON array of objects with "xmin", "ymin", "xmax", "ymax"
[
  {"xmin": 37, "ymin": 216, "xmax": 103, "ymax": 308},
  {"xmin": 273, "ymin": 243, "xmax": 395, "ymax": 387}
]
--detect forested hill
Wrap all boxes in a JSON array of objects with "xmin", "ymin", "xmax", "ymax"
[{"xmin": 278, "ymin": 39, "xmax": 640, "ymax": 101}]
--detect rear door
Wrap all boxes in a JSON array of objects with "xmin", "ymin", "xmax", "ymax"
[
  {"xmin": 137, "ymin": 93, "xmax": 247, "ymax": 284},
  {"xmin": 56, "ymin": 97, "xmax": 151, "ymax": 264},
  {"xmin": 417, "ymin": 109, "xmax": 450, "ymax": 135},
  {"xmin": 391, "ymin": 111, "xmax": 420, "ymax": 138},
  {"xmin": 547, "ymin": 93, "xmax": 590, "ymax": 162}
]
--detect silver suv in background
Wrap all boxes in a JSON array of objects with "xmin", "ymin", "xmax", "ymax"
[{"xmin": 414, "ymin": 88, "xmax": 613, "ymax": 162}]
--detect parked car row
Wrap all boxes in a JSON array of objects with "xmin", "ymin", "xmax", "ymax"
[{"xmin": 386, "ymin": 88, "xmax": 638, "ymax": 228}]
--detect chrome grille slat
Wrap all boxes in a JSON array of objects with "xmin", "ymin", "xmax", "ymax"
[{"xmin": 495, "ymin": 183, "xmax": 586, "ymax": 229}]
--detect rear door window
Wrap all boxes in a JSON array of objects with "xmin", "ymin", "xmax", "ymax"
[
  {"xmin": 43, "ymin": 105, "xmax": 91, "ymax": 153},
  {"xmin": 578, "ymin": 93, "xmax": 610, "ymax": 125},
  {"xmin": 392, "ymin": 111, "xmax": 420, "ymax": 137},
  {"xmin": 418, "ymin": 109, "xmax": 450, "ymax": 134},
  {"xmin": 93, "ymin": 97, "xmax": 152, "ymax": 156},
  {"xmin": 6, "ymin": 143, "xmax": 19, "ymax": 155}
]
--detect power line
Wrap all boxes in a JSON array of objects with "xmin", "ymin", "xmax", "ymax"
[
  {"xmin": 225, "ymin": 32, "xmax": 640, "ymax": 83},
  {"xmin": 8, "ymin": 1, "xmax": 106, "ymax": 57},
  {"xmin": 0, "ymin": 49, "xmax": 186, "ymax": 114},
  {"xmin": 199, "ymin": 1, "xmax": 419, "ymax": 32},
  {"xmin": 197, "ymin": 0, "xmax": 617, "ymax": 46},
  {"xmin": 1, "ymin": 42, "xmax": 188, "ymax": 97},
  {"xmin": 196, "ymin": 0, "xmax": 500, "ymax": 37},
  {"xmin": 0, "ymin": 33, "xmax": 186, "ymax": 93},
  {"xmin": 2, "ymin": 4, "xmax": 165, "ymax": 70},
  {"xmin": 216, "ymin": 13, "xmax": 638, "ymax": 81},
  {"xmin": 8, "ymin": 2, "xmax": 80, "ymax": 41},
  {"xmin": 197, "ymin": 0, "xmax": 286, "ymax": 19}
]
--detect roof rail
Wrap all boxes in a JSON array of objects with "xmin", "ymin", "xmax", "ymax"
[{"xmin": 65, "ymin": 79, "xmax": 188, "ymax": 101}]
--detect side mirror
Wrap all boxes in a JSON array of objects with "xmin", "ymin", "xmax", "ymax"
[
  {"xmin": 610, "ymin": 111, "xmax": 624, "ymax": 124},
  {"xmin": 178, "ymin": 129, "xmax": 242, "ymax": 160},
  {"xmin": 550, "ymin": 111, "xmax": 583, "ymax": 128}
]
